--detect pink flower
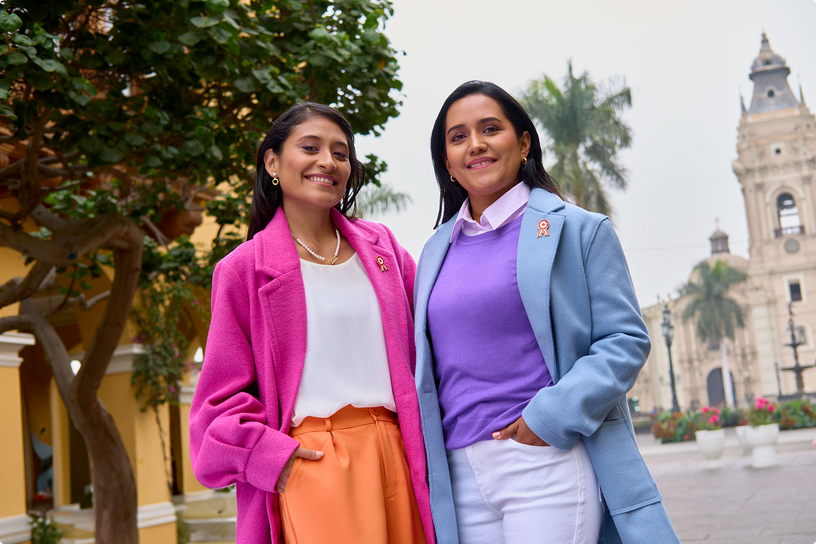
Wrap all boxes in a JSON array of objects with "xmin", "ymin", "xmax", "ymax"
[
  {"xmin": 708, "ymin": 415, "xmax": 719, "ymax": 424},
  {"xmin": 768, "ymin": 405, "xmax": 776, "ymax": 413},
  {"xmin": 169, "ymin": 386, "xmax": 176, "ymax": 393},
  {"xmin": 701, "ymin": 406, "xmax": 709, "ymax": 413},
  {"xmin": 713, "ymin": 408, "xmax": 721, "ymax": 414},
  {"xmin": 193, "ymin": 299, "xmax": 199, "ymax": 305}
]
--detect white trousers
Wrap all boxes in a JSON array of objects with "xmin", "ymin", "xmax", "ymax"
[{"xmin": 446, "ymin": 437, "xmax": 603, "ymax": 544}]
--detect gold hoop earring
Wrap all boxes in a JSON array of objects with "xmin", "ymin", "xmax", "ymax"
[
  {"xmin": 272, "ymin": 173, "xmax": 279, "ymax": 186},
  {"xmin": 450, "ymin": 174, "xmax": 457, "ymax": 184},
  {"xmin": 521, "ymin": 156, "xmax": 528, "ymax": 165}
]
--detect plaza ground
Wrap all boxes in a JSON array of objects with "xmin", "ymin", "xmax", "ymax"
[{"xmin": 637, "ymin": 426, "xmax": 816, "ymax": 543}]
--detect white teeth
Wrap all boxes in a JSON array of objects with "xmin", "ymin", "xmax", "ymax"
[
  {"xmin": 471, "ymin": 160, "xmax": 493, "ymax": 168},
  {"xmin": 310, "ymin": 176, "xmax": 334, "ymax": 185}
]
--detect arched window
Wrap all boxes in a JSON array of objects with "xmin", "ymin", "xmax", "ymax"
[{"xmin": 775, "ymin": 193, "xmax": 803, "ymax": 237}]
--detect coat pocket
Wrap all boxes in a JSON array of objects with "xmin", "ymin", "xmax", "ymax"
[{"xmin": 583, "ymin": 418, "xmax": 662, "ymax": 516}]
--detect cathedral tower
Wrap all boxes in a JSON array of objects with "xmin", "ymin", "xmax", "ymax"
[{"xmin": 733, "ymin": 33, "xmax": 816, "ymax": 397}]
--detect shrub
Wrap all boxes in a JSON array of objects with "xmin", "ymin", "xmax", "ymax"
[
  {"xmin": 693, "ymin": 406, "xmax": 722, "ymax": 431},
  {"xmin": 651, "ymin": 411, "xmax": 696, "ymax": 443},
  {"xmin": 30, "ymin": 514, "xmax": 62, "ymax": 544},
  {"xmin": 778, "ymin": 398, "xmax": 816, "ymax": 430},
  {"xmin": 719, "ymin": 406, "xmax": 746, "ymax": 427},
  {"xmin": 747, "ymin": 397, "xmax": 779, "ymax": 426}
]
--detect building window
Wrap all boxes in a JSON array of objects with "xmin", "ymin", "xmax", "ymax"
[
  {"xmin": 775, "ymin": 193, "xmax": 804, "ymax": 237},
  {"xmin": 789, "ymin": 281, "xmax": 803, "ymax": 302}
]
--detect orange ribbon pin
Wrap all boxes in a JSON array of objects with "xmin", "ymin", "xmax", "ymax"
[
  {"xmin": 537, "ymin": 219, "xmax": 550, "ymax": 237},
  {"xmin": 376, "ymin": 256, "xmax": 388, "ymax": 272}
]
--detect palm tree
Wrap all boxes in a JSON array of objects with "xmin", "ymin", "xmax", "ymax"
[
  {"xmin": 520, "ymin": 62, "xmax": 632, "ymax": 216},
  {"xmin": 356, "ymin": 183, "xmax": 412, "ymax": 218},
  {"xmin": 681, "ymin": 260, "xmax": 747, "ymax": 408}
]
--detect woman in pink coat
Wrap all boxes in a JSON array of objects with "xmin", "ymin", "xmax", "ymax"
[{"xmin": 190, "ymin": 103, "xmax": 434, "ymax": 544}]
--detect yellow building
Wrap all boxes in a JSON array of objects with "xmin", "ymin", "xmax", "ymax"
[{"xmin": 0, "ymin": 152, "xmax": 236, "ymax": 543}]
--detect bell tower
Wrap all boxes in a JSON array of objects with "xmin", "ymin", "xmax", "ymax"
[{"xmin": 733, "ymin": 33, "xmax": 816, "ymax": 398}]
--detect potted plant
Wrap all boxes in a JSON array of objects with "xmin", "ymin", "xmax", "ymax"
[
  {"xmin": 744, "ymin": 396, "xmax": 780, "ymax": 468},
  {"xmin": 694, "ymin": 406, "xmax": 726, "ymax": 468}
]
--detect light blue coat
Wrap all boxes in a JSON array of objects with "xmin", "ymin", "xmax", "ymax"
[{"xmin": 414, "ymin": 188, "xmax": 680, "ymax": 544}]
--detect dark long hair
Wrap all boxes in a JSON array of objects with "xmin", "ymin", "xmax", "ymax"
[
  {"xmin": 430, "ymin": 81, "xmax": 561, "ymax": 228},
  {"xmin": 247, "ymin": 102, "xmax": 366, "ymax": 240}
]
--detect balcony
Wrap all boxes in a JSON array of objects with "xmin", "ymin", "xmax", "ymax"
[{"xmin": 774, "ymin": 225, "xmax": 805, "ymax": 238}]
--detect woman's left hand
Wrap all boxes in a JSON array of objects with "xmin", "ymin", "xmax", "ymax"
[{"xmin": 492, "ymin": 416, "xmax": 550, "ymax": 447}]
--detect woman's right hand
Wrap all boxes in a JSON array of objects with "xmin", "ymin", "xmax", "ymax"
[{"xmin": 275, "ymin": 446, "xmax": 323, "ymax": 493}]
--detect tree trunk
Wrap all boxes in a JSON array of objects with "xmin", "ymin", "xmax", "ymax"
[
  {"xmin": 70, "ymin": 395, "xmax": 138, "ymax": 544},
  {"xmin": 720, "ymin": 342, "xmax": 735, "ymax": 408},
  {"xmin": 2, "ymin": 218, "xmax": 145, "ymax": 544}
]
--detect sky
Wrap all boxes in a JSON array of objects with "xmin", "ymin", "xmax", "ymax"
[{"xmin": 355, "ymin": 0, "xmax": 816, "ymax": 307}]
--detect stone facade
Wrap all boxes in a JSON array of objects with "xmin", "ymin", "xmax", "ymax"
[{"xmin": 631, "ymin": 34, "xmax": 816, "ymax": 413}]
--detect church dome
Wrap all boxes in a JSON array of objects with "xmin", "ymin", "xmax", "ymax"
[{"xmin": 750, "ymin": 33, "xmax": 786, "ymax": 73}]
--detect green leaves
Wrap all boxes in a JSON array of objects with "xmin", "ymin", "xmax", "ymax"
[
  {"xmin": 0, "ymin": 11, "xmax": 23, "ymax": 32},
  {"xmin": 5, "ymin": 51, "xmax": 27, "ymax": 65},
  {"xmin": 190, "ymin": 16, "xmax": 220, "ymax": 28}
]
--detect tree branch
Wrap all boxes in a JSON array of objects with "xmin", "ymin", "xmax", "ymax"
[
  {"xmin": 0, "ymin": 222, "xmax": 77, "ymax": 266},
  {"xmin": 140, "ymin": 215, "xmax": 170, "ymax": 249},
  {"xmin": 0, "ymin": 157, "xmax": 24, "ymax": 179},
  {"xmin": 43, "ymin": 290, "xmax": 111, "ymax": 318},
  {"xmin": 31, "ymin": 204, "xmax": 67, "ymax": 232},
  {"xmin": 0, "ymin": 261, "xmax": 56, "ymax": 309},
  {"xmin": 75, "ymin": 220, "xmax": 143, "ymax": 403},
  {"xmin": 17, "ymin": 299, "xmax": 75, "ymax": 403}
]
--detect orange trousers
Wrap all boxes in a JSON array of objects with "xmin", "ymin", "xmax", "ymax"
[{"xmin": 280, "ymin": 406, "xmax": 428, "ymax": 544}]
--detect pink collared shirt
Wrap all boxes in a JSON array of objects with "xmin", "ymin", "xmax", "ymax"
[{"xmin": 451, "ymin": 181, "xmax": 531, "ymax": 242}]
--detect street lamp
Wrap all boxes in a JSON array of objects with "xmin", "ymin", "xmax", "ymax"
[{"xmin": 661, "ymin": 304, "xmax": 680, "ymax": 413}]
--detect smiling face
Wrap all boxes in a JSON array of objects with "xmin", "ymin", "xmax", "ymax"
[
  {"xmin": 443, "ymin": 94, "xmax": 531, "ymax": 219},
  {"xmin": 264, "ymin": 115, "xmax": 352, "ymax": 216}
]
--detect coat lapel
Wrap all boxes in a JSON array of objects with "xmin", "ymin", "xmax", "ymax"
[
  {"xmin": 332, "ymin": 209, "xmax": 407, "ymax": 384},
  {"xmin": 413, "ymin": 219, "xmax": 455, "ymax": 394},
  {"xmin": 517, "ymin": 188, "xmax": 566, "ymax": 382},
  {"xmin": 254, "ymin": 208, "xmax": 307, "ymax": 422}
]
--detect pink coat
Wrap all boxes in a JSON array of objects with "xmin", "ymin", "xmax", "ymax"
[{"xmin": 190, "ymin": 208, "xmax": 434, "ymax": 544}]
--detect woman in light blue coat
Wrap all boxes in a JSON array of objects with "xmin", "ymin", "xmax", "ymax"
[{"xmin": 414, "ymin": 81, "xmax": 679, "ymax": 544}]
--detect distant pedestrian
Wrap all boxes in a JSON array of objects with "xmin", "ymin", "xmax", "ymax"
[
  {"xmin": 190, "ymin": 102, "xmax": 432, "ymax": 544},
  {"xmin": 413, "ymin": 81, "xmax": 679, "ymax": 544}
]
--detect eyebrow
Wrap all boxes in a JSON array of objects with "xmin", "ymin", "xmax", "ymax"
[
  {"xmin": 297, "ymin": 135, "xmax": 349, "ymax": 149},
  {"xmin": 446, "ymin": 117, "xmax": 503, "ymax": 136}
]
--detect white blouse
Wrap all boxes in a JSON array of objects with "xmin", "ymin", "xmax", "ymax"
[{"xmin": 292, "ymin": 253, "xmax": 396, "ymax": 426}]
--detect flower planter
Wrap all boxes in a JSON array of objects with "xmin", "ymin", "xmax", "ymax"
[
  {"xmin": 735, "ymin": 425, "xmax": 753, "ymax": 456},
  {"xmin": 694, "ymin": 429, "xmax": 726, "ymax": 468},
  {"xmin": 744, "ymin": 423, "xmax": 780, "ymax": 468}
]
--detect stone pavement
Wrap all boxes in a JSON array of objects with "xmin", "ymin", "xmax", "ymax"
[{"xmin": 637, "ymin": 427, "xmax": 816, "ymax": 543}]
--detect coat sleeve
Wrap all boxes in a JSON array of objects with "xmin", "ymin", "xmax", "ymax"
[
  {"xmin": 522, "ymin": 218, "xmax": 651, "ymax": 450},
  {"xmin": 189, "ymin": 260, "xmax": 299, "ymax": 493}
]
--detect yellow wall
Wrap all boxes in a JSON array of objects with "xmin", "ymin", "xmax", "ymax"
[
  {"xmin": 0, "ymin": 366, "xmax": 26, "ymax": 517},
  {"xmin": 97, "ymin": 373, "xmax": 138, "ymax": 475},
  {"xmin": 50, "ymin": 378, "xmax": 72, "ymax": 506},
  {"xmin": 179, "ymin": 404, "xmax": 207, "ymax": 495},
  {"xmin": 135, "ymin": 403, "xmax": 172, "ymax": 506},
  {"xmin": 139, "ymin": 519, "xmax": 177, "ymax": 544}
]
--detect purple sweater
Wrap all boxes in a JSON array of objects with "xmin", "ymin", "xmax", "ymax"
[{"xmin": 428, "ymin": 216, "xmax": 553, "ymax": 450}]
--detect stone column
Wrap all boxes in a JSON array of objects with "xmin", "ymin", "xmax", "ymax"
[{"xmin": 0, "ymin": 332, "xmax": 36, "ymax": 544}]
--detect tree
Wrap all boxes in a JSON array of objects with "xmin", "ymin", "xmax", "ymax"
[
  {"xmin": 0, "ymin": 1, "xmax": 403, "ymax": 542},
  {"xmin": 681, "ymin": 260, "xmax": 747, "ymax": 408},
  {"xmin": 520, "ymin": 62, "xmax": 632, "ymax": 215}
]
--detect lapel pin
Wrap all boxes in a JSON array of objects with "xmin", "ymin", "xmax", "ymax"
[
  {"xmin": 537, "ymin": 219, "xmax": 550, "ymax": 238},
  {"xmin": 376, "ymin": 256, "xmax": 389, "ymax": 272}
]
